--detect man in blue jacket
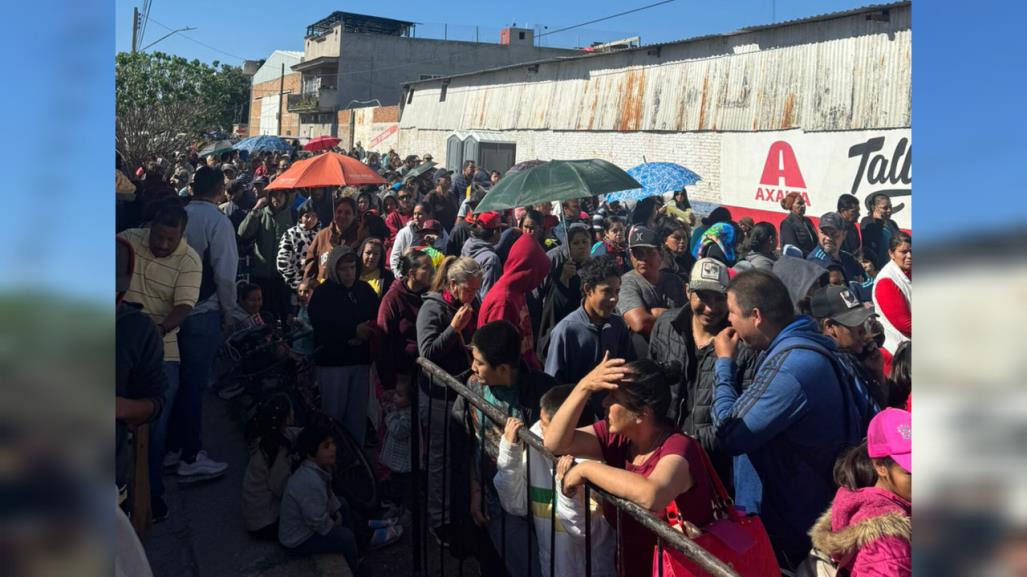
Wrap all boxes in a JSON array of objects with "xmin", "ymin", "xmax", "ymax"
[{"xmin": 712, "ymin": 270, "xmax": 864, "ymax": 570}]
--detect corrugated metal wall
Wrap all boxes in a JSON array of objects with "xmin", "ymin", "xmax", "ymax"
[{"xmin": 400, "ymin": 4, "xmax": 910, "ymax": 133}]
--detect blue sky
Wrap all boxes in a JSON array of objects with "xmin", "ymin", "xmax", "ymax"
[
  {"xmin": 113, "ymin": 0, "xmax": 882, "ymax": 61},
  {"xmin": 0, "ymin": 0, "xmax": 1024, "ymax": 303}
]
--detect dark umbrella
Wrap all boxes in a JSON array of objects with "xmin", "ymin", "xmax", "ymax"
[
  {"xmin": 475, "ymin": 159, "xmax": 640, "ymax": 214},
  {"xmin": 504, "ymin": 159, "xmax": 544, "ymax": 177},
  {"xmin": 401, "ymin": 160, "xmax": 438, "ymax": 182},
  {"xmin": 198, "ymin": 139, "xmax": 234, "ymax": 157}
]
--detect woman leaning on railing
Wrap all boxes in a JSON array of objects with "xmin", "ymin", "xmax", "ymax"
[{"xmin": 544, "ymin": 355, "xmax": 716, "ymax": 577}]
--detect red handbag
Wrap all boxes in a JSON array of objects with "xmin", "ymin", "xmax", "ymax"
[{"xmin": 652, "ymin": 447, "xmax": 780, "ymax": 577}]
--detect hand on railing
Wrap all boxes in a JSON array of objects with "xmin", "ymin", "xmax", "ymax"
[
  {"xmin": 502, "ymin": 417, "xmax": 523, "ymax": 445},
  {"xmin": 555, "ymin": 455, "xmax": 576, "ymax": 495}
]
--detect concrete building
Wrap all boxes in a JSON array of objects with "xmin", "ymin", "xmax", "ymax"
[
  {"xmin": 248, "ymin": 50, "xmax": 304, "ymax": 137},
  {"xmin": 288, "ymin": 11, "xmax": 579, "ymax": 140},
  {"xmin": 397, "ymin": 2, "xmax": 913, "ymax": 230}
]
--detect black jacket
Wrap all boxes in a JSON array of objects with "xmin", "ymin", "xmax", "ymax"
[
  {"xmin": 780, "ymin": 214, "xmax": 818, "ymax": 257},
  {"xmin": 416, "ymin": 291, "xmax": 478, "ymax": 396},
  {"xmin": 860, "ymin": 216, "xmax": 900, "ymax": 270},
  {"xmin": 648, "ymin": 306, "xmax": 758, "ymax": 482},
  {"xmin": 535, "ymin": 245, "xmax": 582, "ymax": 359},
  {"xmin": 116, "ymin": 303, "xmax": 167, "ymax": 487},
  {"xmin": 308, "ymin": 279, "xmax": 379, "ymax": 366}
]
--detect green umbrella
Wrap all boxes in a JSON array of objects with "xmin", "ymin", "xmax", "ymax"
[
  {"xmin": 198, "ymin": 139, "xmax": 235, "ymax": 157},
  {"xmin": 401, "ymin": 160, "xmax": 438, "ymax": 182},
  {"xmin": 475, "ymin": 159, "xmax": 641, "ymax": 213}
]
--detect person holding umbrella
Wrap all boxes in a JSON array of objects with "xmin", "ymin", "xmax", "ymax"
[{"xmin": 619, "ymin": 225, "xmax": 687, "ymax": 358}]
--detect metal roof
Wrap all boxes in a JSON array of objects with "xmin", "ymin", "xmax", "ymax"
[{"xmin": 402, "ymin": 1, "xmax": 911, "ymax": 87}]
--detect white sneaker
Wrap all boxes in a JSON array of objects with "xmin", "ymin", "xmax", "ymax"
[
  {"xmin": 177, "ymin": 450, "xmax": 228, "ymax": 477},
  {"xmin": 163, "ymin": 451, "xmax": 181, "ymax": 471}
]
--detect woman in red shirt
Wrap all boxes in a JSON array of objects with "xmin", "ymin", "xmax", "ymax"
[
  {"xmin": 545, "ymin": 357, "xmax": 715, "ymax": 576},
  {"xmin": 872, "ymin": 231, "xmax": 911, "ymax": 356}
]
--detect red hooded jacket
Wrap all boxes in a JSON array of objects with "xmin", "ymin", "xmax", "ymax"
[{"xmin": 478, "ymin": 234, "xmax": 552, "ymax": 369}]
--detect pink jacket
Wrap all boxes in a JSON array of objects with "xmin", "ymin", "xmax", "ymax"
[{"xmin": 809, "ymin": 487, "xmax": 911, "ymax": 577}]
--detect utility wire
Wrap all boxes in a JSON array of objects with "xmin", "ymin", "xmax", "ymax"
[
  {"xmin": 537, "ymin": 0, "xmax": 677, "ymax": 37},
  {"xmin": 147, "ymin": 16, "xmax": 248, "ymax": 62}
]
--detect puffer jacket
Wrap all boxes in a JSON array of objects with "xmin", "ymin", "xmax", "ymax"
[
  {"xmin": 809, "ymin": 486, "xmax": 911, "ymax": 577},
  {"xmin": 478, "ymin": 233, "xmax": 552, "ymax": 369}
]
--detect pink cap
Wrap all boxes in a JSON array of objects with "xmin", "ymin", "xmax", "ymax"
[{"xmin": 866, "ymin": 408, "xmax": 911, "ymax": 473}]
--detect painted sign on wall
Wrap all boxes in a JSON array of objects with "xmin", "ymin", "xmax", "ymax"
[
  {"xmin": 369, "ymin": 124, "xmax": 399, "ymax": 149},
  {"xmin": 720, "ymin": 129, "xmax": 911, "ymax": 229}
]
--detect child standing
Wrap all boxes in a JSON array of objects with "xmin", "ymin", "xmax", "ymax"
[
  {"xmin": 289, "ymin": 279, "xmax": 315, "ymax": 357},
  {"xmin": 493, "ymin": 385, "xmax": 616, "ymax": 577},
  {"xmin": 807, "ymin": 408, "xmax": 911, "ymax": 577}
]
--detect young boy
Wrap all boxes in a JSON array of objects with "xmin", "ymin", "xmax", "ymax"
[
  {"xmin": 289, "ymin": 279, "xmax": 315, "ymax": 357},
  {"xmin": 229, "ymin": 281, "xmax": 266, "ymax": 332},
  {"xmin": 494, "ymin": 385, "xmax": 616, "ymax": 577}
]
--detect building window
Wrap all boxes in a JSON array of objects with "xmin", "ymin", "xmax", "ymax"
[
  {"xmin": 407, "ymin": 88, "xmax": 415, "ymax": 104},
  {"xmin": 518, "ymin": 31, "xmax": 525, "ymax": 40},
  {"xmin": 440, "ymin": 82, "xmax": 448, "ymax": 102}
]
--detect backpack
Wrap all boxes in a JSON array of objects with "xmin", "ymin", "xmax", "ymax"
[{"xmin": 772, "ymin": 340, "xmax": 880, "ymax": 442}]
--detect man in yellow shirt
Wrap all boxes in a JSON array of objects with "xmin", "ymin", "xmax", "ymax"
[{"xmin": 117, "ymin": 201, "xmax": 202, "ymax": 521}]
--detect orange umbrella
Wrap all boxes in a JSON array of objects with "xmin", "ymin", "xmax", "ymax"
[{"xmin": 265, "ymin": 152, "xmax": 386, "ymax": 190}]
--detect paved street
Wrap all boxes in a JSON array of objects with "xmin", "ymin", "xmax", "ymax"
[{"xmin": 142, "ymin": 390, "xmax": 473, "ymax": 577}]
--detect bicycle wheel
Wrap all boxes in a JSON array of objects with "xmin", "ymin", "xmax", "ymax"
[{"xmin": 331, "ymin": 421, "xmax": 378, "ymax": 513}]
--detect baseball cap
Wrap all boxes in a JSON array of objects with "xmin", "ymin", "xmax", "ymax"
[
  {"xmin": 818, "ymin": 212, "xmax": 846, "ymax": 232},
  {"xmin": 688, "ymin": 258, "xmax": 730, "ymax": 294},
  {"xmin": 627, "ymin": 225, "xmax": 658, "ymax": 249},
  {"xmin": 433, "ymin": 168, "xmax": 453, "ymax": 183},
  {"xmin": 473, "ymin": 211, "xmax": 507, "ymax": 230},
  {"xmin": 867, "ymin": 408, "xmax": 911, "ymax": 473},
  {"xmin": 810, "ymin": 285, "xmax": 874, "ymax": 327},
  {"xmin": 420, "ymin": 219, "xmax": 441, "ymax": 233}
]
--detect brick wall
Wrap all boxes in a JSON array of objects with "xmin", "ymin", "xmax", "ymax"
[
  {"xmin": 372, "ymin": 106, "xmax": 399, "ymax": 123},
  {"xmin": 248, "ymin": 73, "xmax": 302, "ymax": 136}
]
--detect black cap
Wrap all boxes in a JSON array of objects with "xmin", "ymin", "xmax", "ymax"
[
  {"xmin": 628, "ymin": 225, "xmax": 658, "ymax": 249},
  {"xmin": 818, "ymin": 212, "xmax": 846, "ymax": 231},
  {"xmin": 811, "ymin": 285, "xmax": 874, "ymax": 327}
]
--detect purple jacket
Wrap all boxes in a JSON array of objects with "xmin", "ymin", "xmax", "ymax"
[{"xmin": 809, "ymin": 487, "xmax": 911, "ymax": 577}]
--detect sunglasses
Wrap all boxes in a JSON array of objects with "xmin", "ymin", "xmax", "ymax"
[{"xmin": 398, "ymin": 195, "xmax": 411, "ymax": 201}]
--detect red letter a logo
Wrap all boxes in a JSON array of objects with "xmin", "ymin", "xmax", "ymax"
[{"xmin": 759, "ymin": 141, "xmax": 807, "ymax": 188}]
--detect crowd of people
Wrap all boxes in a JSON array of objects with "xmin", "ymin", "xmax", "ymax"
[{"xmin": 115, "ymin": 141, "xmax": 912, "ymax": 577}]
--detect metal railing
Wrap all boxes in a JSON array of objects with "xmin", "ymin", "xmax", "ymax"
[{"xmin": 413, "ymin": 357, "xmax": 741, "ymax": 577}]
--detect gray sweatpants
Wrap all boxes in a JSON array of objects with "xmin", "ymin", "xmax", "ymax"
[{"xmin": 318, "ymin": 365, "xmax": 370, "ymax": 448}]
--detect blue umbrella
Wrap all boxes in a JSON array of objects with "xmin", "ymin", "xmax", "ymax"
[
  {"xmin": 233, "ymin": 135, "xmax": 293, "ymax": 153},
  {"xmin": 604, "ymin": 162, "xmax": 701, "ymax": 203}
]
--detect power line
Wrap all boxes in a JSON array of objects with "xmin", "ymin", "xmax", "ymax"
[
  {"xmin": 537, "ymin": 0, "xmax": 677, "ymax": 38},
  {"xmin": 147, "ymin": 16, "xmax": 248, "ymax": 62}
]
